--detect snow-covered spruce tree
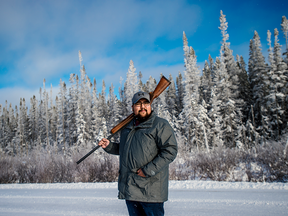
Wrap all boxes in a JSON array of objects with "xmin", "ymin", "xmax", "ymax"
[
  {"xmin": 91, "ymin": 78, "xmax": 100, "ymax": 146},
  {"xmin": 76, "ymin": 52, "xmax": 87, "ymax": 148},
  {"xmin": 138, "ymin": 71, "xmax": 146, "ymax": 92},
  {"xmin": 98, "ymin": 80, "xmax": 108, "ymax": 120},
  {"xmin": 107, "ymin": 83, "xmax": 121, "ymax": 135},
  {"xmin": 144, "ymin": 76, "xmax": 157, "ymax": 110},
  {"xmin": 22, "ymin": 99, "xmax": 29, "ymax": 155},
  {"xmin": 154, "ymin": 74, "xmax": 171, "ymax": 125},
  {"xmin": 183, "ymin": 32, "xmax": 190, "ymax": 63},
  {"xmin": 236, "ymin": 55, "xmax": 252, "ymax": 123},
  {"xmin": 76, "ymin": 80, "xmax": 86, "ymax": 147},
  {"xmin": 208, "ymin": 57, "xmax": 224, "ymax": 147},
  {"xmin": 49, "ymin": 84, "xmax": 58, "ymax": 150},
  {"xmin": 15, "ymin": 98, "xmax": 27, "ymax": 156},
  {"xmin": 267, "ymin": 28, "xmax": 288, "ymax": 139},
  {"xmin": 181, "ymin": 44, "xmax": 203, "ymax": 151},
  {"xmin": 0, "ymin": 104, "xmax": 3, "ymax": 153},
  {"xmin": 245, "ymin": 105, "xmax": 260, "ymax": 148},
  {"xmin": 123, "ymin": 60, "xmax": 138, "ymax": 116},
  {"xmin": 8, "ymin": 103, "xmax": 16, "ymax": 153},
  {"xmin": 282, "ymin": 16, "xmax": 288, "ymax": 128},
  {"xmin": 1, "ymin": 102, "xmax": 9, "ymax": 153},
  {"xmin": 281, "ymin": 16, "xmax": 288, "ymax": 64},
  {"xmin": 37, "ymin": 88, "xmax": 46, "ymax": 149},
  {"xmin": 28, "ymin": 96, "xmax": 38, "ymax": 149},
  {"xmin": 166, "ymin": 74, "xmax": 183, "ymax": 137},
  {"xmin": 118, "ymin": 76, "xmax": 126, "ymax": 119},
  {"xmin": 43, "ymin": 79, "xmax": 50, "ymax": 147},
  {"xmin": 198, "ymin": 99, "xmax": 212, "ymax": 151},
  {"xmin": 176, "ymin": 72, "xmax": 184, "ymax": 116},
  {"xmin": 200, "ymin": 60, "xmax": 212, "ymax": 106},
  {"xmin": 214, "ymin": 56, "xmax": 237, "ymax": 147},
  {"xmin": 166, "ymin": 74, "xmax": 178, "ymax": 117},
  {"xmin": 208, "ymin": 86, "xmax": 223, "ymax": 148},
  {"xmin": 50, "ymin": 104, "xmax": 58, "ymax": 152},
  {"xmin": 97, "ymin": 83, "xmax": 109, "ymax": 143},
  {"xmin": 2, "ymin": 102, "xmax": 16, "ymax": 154},
  {"xmin": 94, "ymin": 79, "xmax": 109, "ymax": 143},
  {"xmin": 265, "ymin": 30, "xmax": 278, "ymax": 139},
  {"xmin": 67, "ymin": 74, "xmax": 78, "ymax": 149},
  {"xmin": 218, "ymin": 10, "xmax": 242, "ymax": 147},
  {"xmin": 57, "ymin": 79, "xmax": 68, "ymax": 152},
  {"xmin": 0, "ymin": 104, "xmax": 4, "ymax": 153},
  {"xmin": 248, "ymin": 31, "xmax": 269, "ymax": 142},
  {"xmin": 75, "ymin": 52, "xmax": 95, "ymax": 149},
  {"xmin": 84, "ymin": 76, "xmax": 93, "ymax": 146}
]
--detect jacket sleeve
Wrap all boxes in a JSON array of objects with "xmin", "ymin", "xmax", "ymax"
[
  {"xmin": 104, "ymin": 142, "xmax": 120, "ymax": 155},
  {"xmin": 142, "ymin": 121, "xmax": 177, "ymax": 177}
]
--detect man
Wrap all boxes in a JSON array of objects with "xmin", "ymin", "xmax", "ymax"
[{"xmin": 98, "ymin": 91, "xmax": 177, "ymax": 216}]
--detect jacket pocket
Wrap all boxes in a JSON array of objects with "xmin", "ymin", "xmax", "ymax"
[
  {"xmin": 126, "ymin": 173, "xmax": 149, "ymax": 198},
  {"xmin": 126, "ymin": 172, "xmax": 161, "ymax": 201}
]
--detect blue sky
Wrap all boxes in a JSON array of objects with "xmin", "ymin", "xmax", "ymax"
[{"xmin": 0, "ymin": 0, "xmax": 287, "ymax": 108}]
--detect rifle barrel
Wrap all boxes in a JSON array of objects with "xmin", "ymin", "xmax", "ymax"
[
  {"xmin": 76, "ymin": 75, "xmax": 171, "ymax": 165},
  {"xmin": 76, "ymin": 133, "xmax": 115, "ymax": 165}
]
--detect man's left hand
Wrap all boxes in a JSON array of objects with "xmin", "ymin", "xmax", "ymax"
[{"xmin": 137, "ymin": 169, "xmax": 146, "ymax": 177}]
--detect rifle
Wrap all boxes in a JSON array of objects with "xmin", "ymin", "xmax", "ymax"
[{"xmin": 76, "ymin": 75, "xmax": 171, "ymax": 165}]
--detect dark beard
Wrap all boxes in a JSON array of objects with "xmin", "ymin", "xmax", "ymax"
[{"xmin": 135, "ymin": 110, "xmax": 152, "ymax": 122}]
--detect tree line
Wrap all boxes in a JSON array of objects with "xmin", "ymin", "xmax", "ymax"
[{"xmin": 1, "ymin": 11, "xmax": 288, "ymax": 157}]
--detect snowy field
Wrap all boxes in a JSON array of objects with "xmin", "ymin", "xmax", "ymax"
[{"xmin": 1, "ymin": 180, "xmax": 288, "ymax": 216}]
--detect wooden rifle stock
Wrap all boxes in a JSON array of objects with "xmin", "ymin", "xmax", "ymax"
[
  {"xmin": 76, "ymin": 75, "xmax": 171, "ymax": 165},
  {"xmin": 110, "ymin": 75, "xmax": 171, "ymax": 134}
]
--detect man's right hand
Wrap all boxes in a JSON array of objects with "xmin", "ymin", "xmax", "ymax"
[{"xmin": 98, "ymin": 138, "xmax": 110, "ymax": 149}]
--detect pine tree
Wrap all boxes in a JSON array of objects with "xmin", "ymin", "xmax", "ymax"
[
  {"xmin": 15, "ymin": 98, "xmax": 29, "ymax": 156},
  {"xmin": 29, "ymin": 96, "xmax": 38, "ymax": 147},
  {"xmin": 5, "ymin": 103, "xmax": 16, "ymax": 154},
  {"xmin": 183, "ymin": 32, "xmax": 190, "ymax": 63},
  {"xmin": 281, "ymin": 16, "xmax": 288, "ymax": 63},
  {"xmin": 282, "ymin": 17, "xmax": 288, "ymax": 127},
  {"xmin": 208, "ymin": 87, "xmax": 223, "ymax": 148},
  {"xmin": 43, "ymin": 79, "xmax": 50, "ymax": 146},
  {"xmin": 91, "ymin": 78, "xmax": 100, "ymax": 146},
  {"xmin": 107, "ymin": 83, "xmax": 121, "ymax": 133},
  {"xmin": 0, "ymin": 104, "xmax": 3, "ymax": 154},
  {"xmin": 37, "ymin": 88, "xmax": 45, "ymax": 147},
  {"xmin": 145, "ymin": 76, "xmax": 157, "ymax": 110},
  {"xmin": 218, "ymin": 10, "xmax": 242, "ymax": 147},
  {"xmin": 197, "ymin": 100, "xmax": 212, "ymax": 151},
  {"xmin": 166, "ymin": 74, "xmax": 177, "ymax": 117},
  {"xmin": 138, "ymin": 71, "xmax": 146, "ymax": 92},
  {"xmin": 236, "ymin": 55, "xmax": 252, "ymax": 122},
  {"xmin": 155, "ymin": 75, "xmax": 171, "ymax": 123},
  {"xmin": 84, "ymin": 77, "xmax": 92, "ymax": 144},
  {"xmin": 182, "ymin": 45, "xmax": 201, "ymax": 151},
  {"xmin": 99, "ymin": 80, "xmax": 108, "ymax": 119},
  {"xmin": 68, "ymin": 74, "xmax": 78, "ymax": 148},
  {"xmin": 123, "ymin": 60, "xmax": 138, "ymax": 116},
  {"xmin": 57, "ymin": 80, "xmax": 68, "ymax": 151},
  {"xmin": 269, "ymin": 28, "xmax": 288, "ymax": 139},
  {"xmin": 248, "ymin": 31, "xmax": 268, "ymax": 143},
  {"xmin": 176, "ymin": 72, "xmax": 184, "ymax": 116},
  {"xmin": 199, "ymin": 60, "xmax": 212, "ymax": 105}
]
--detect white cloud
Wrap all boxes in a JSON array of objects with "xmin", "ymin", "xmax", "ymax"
[
  {"xmin": 0, "ymin": 0, "xmax": 203, "ymax": 104},
  {"xmin": 0, "ymin": 87, "xmax": 40, "ymax": 108},
  {"xmin": 0, "ymin": 84, "xmax": 62, "ymax": 109}
]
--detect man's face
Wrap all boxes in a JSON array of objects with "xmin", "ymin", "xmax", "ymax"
[{"xmin": 132, "ymin": 98, "xmax": 152, "ymax": 120}]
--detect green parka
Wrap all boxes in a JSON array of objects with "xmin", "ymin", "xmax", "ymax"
[{"xmin": 104, "ymin": 112, "xmax": 177, "ymax": 203}]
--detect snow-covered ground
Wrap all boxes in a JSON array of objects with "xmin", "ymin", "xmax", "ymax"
[{"xmin": 1, "ymin": 180, "xmax": 287, "ymax": 216}]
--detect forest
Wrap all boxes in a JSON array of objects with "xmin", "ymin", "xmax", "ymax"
[{"xmin": 0, "ymin": 11, "xmax": 288, "ymax": 183}]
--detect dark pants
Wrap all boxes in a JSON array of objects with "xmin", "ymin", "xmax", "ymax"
[{"xmin": 126, "ymin": 200, "xmax": 164, "ymax": 216}]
